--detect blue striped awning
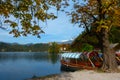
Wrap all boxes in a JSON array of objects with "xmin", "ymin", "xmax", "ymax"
[{"xmin": 61, "ymin": 53, "xmax": 82, "ymax": 59}]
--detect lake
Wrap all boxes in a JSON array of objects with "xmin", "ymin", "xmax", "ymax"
[{"xmin": 0, "ymin": 52, "xmax": 61, "ymax": 80}]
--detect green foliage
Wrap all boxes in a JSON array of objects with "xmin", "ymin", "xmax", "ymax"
[
  {"xmin": 71, "ymin": 27, "xmax": 120, "ymax": 52},
  {"xmin": 48, "ymin": 42, "xmax": 60, "ymax": 54},
  {"xmin": 81, "ymin": 43, "xmax": 94, "ymax": 52},
  {"xmin": 109, "ymin": 27, "xmax": 120, "ymax": 43},
  {"xmin": 71, "ymin": 31, "xmax": 99, "ymax": 52}
]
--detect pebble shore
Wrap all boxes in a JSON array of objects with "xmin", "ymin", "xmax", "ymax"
[{"xmin": 29, "ymin": 66, "xmax": 120, "ymax": 80}]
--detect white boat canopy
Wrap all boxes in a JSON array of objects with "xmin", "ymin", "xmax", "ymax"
[{"xmin": 61, "ymin": 53, "xmax": 82, "ymax": 59}]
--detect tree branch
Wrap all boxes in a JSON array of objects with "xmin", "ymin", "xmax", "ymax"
[{"xmin": 83, "ymin": 11, "xmax": 98, "ymax": 21}]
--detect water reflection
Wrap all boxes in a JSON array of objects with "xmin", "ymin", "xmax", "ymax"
[
  {"xmin": 48, "ymin": 53, "xmax": 59, "ymax": 64},
  {"xmin": 0, "ymin": 52, "xmax": 61, "ymax": 80},
  {"xmin": 0, "ymin": 52, "xmax": 59, "ymax": 62}
]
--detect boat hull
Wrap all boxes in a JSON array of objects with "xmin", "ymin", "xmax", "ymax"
[
  {"xmin": 61, "ymin": 64, "xmax": 79, "ymax": 72},
  {"xmin": 60, "ymin": 60, "xmax": 99, "ymax": 71}
]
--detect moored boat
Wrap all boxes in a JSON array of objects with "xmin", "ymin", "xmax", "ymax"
[
  {"xmin": 60, "ymin": 51, "xmax": 120, "ymax": 71},
  {"xmin": 60, "ymin": 51, "xmax": 102, "ymax": 71}
]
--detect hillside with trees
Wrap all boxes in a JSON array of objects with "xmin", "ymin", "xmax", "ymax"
[
  {"xmin": 0, "ymin": 42, "xmax": 49, "ymax": 52},
  {"xmin": 71, "ymin": 27, "xmax": 120, "ymax": 52}
]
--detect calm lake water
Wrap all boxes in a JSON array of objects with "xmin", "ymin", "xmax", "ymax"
[{"xmin": 0, "ymin": 52, "xmax": 61, "ymax": 80}]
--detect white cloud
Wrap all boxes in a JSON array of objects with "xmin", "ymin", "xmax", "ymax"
[{"xmin": 61, "ymin": 38, "xmax": 73, "ymax": 42}]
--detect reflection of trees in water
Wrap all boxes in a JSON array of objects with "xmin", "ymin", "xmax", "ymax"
[
  {"xmin": 0, "ymin": 52, "xmax": 50, "ymax": 62},
  {"xmin": 48, "ymin": 53, "xmax": 59, "ymax": 64}
]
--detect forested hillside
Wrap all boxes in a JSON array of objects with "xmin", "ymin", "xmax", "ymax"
[{"xmin": 0, "ymin": 42, "xmax": 49, "ymax": 52}]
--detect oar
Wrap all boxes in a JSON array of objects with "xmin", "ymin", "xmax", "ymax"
[
  {"xmin": 100, "ymin": 56, "xmax": 103, "ymax": 61},
  {"xmin": 116, "ymin": 57, "xmax": 120, "ymax": 62},
  {"xmin": 87, "ymin": 57, "xmax": 95, "ymax": 68}
]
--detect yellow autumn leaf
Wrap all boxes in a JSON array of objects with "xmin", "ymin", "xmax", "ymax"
[{"xmin": 101, "ymin": 25, "xmax": 109, "ymax": 29}]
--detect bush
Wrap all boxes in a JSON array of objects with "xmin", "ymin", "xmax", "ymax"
[{"xmin": 81, "ymin": 43, "xmax": 94, "ymax": 52}]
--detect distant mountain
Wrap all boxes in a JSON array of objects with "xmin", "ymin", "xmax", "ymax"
[
  {"xmin": 0, "ymin": 42, "xmax": 19, "ymax": 45},
  {"xmin": 9, "ymin": 43, "xmax": 19, "ymax": 45},
  {"xmin": 57, "ymin": 40, "xmax": 73, "ymax": 44},
  {"xmin": 25, "ymin": 43, "xmax": 33, "ymax": 46},
  {"xmin": 0, "ymin": 40, "xmax": 73, "ymax": 52}
]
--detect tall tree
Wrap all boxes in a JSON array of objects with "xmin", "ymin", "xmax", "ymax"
[{"xmin": 63, "ymin": 0, "xmax": 120, "ymax": 72}]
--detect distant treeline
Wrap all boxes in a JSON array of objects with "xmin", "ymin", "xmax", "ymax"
[{"xmin": 0, "ymin": 42, "xmax": 49, "ymax": 52}]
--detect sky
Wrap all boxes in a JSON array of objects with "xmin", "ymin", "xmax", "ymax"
[{"xmin": 0, "ymin": 2, "xmax": 84, "ymax": 44}]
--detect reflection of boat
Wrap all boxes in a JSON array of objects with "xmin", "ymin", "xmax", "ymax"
[{"xmin": 60, "ymin": 51, "xmax": 120, "ymax": 71}]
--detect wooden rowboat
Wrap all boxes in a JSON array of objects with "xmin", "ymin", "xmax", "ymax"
[{"xmin": 60, "ymin": 51, "xmax": 120, "ymax": 71}]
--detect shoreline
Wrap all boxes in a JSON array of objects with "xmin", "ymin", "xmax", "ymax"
[{"xmin": 28, "ymin": 66, "xmax": 120, "ymax": 80}]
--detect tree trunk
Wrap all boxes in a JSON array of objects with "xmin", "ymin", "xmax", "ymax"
[{"xmin": 101, "ymin": 29, "xmax": 118, "ymax": 72}]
